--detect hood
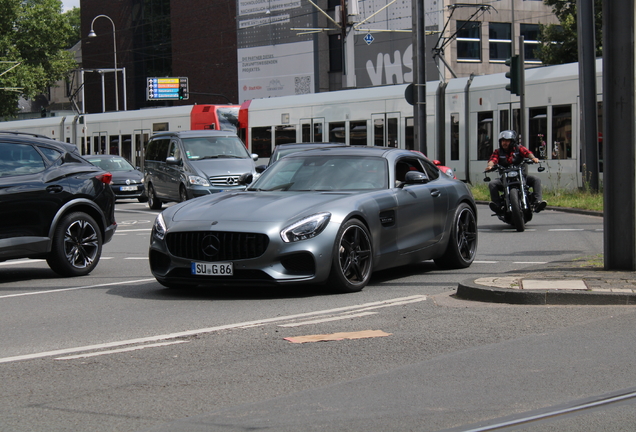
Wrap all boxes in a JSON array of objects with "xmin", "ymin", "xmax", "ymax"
[
  {"xmin": 170, "ymin": 191, "xmax": 352, "ymax": 223},
  {"xmin": 110, "ymin": 169, "xmax": 143, "ymax": 183},
  {"xmin": 189, "ymin": 158, "xmax": 255, "ymax": 177}
]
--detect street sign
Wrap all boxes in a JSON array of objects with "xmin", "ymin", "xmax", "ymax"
[
  {"xmin": 364, "ymin": 33, "xmax": 374, "ymax": 45},
  {"xmin": 147, "ymin": 77, "xmax": 189, "ymax": 100}
]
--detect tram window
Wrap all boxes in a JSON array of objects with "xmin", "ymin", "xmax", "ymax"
[
  {"xmin": 529, "ymin": 107, "xmax": 547, "ymax": 159},
  {"xmin": 551, "ymin": 105, "xmax": 572, "ymax": 160},
  {"xmin": 153, "ymin": 122, "xmax": 169, "ymax": 132},
  {"xmin": 301, "ymin": 123, "xmax": 311, "ymax": 142},
  {"xmin": 314, "ymin": 122, "xmax": 323, "ymax": 142},
  {"xmin": 350, "ymin": 121, "xmax": 367, "ymax": 146},
  {"xmin": 450, "ymin": 113, "xmax": 459, "ymax": 160},
  {"xmin": 275, "ymin": 125, "xmax": 296, "ymax": 145},
  {"xmin": 477, "ymin": 112, "xmax": 493, "ymax": 160},
  {"xmin": 374, "ymin": 118, "xmax": 384, "ymax": 147},
  {"xmin": 122, "ymin": 135, "xmax": 132, "ymax": 163},
  {"xmin": 405, "ymin": 117, "xmax": 414, "ymax": 150},
  {"xmin": 500, "ymin": 110, "xmax": 509, "ymax": 132},
  {"xmin": 329, "ymin": 122, "xmax": 346, "ymax": 143},
  {"xmin": 80, "ymin": 137, "xmax": 86, "ymax": 155},
  {"xmin": 252, "ymin": 126, "xmax": 272, "ymax": 158},
  {"xmin": 388, "ymin": 118, "xmax": 398, "ymax": 147}
]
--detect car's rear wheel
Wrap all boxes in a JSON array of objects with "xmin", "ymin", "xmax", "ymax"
[
  {"xmin": 434, "ymin": 203, "xmax": 477, "ymax": 269},
  {"xmin": 327, "ymin": 219, "xmax": 373, "ymax": 293},
  {"xmin": 46, "ymin": 212, "xmax": 102, "ymax": 276},
  {"xmin": 147, "ymin": 183, "xmax": 162, "ymax": 210}
]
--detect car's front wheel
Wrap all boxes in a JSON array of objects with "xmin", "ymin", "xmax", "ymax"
[
  {"xmin": 327, "ymin": 219, "xmax": 373, "ymax": 293},
  {"xmin": 46, "ymin": 212, "xmax": 103, "ymax": 276}
]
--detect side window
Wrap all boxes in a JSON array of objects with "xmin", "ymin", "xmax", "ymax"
[
  {"xmin": 0, "ymin": 143, "xmax": 46, "ymax": 176},
  {"xmin": 38, "ymin": 147, "xmax": 63, "ymax": 162},
  {"xmin": 395, "ymin": 157, "xmax": 433, "ymax": 186},
  {"xmin": 146, "ymin": 139, "xmax": 169, "ymax": 162},
  {"xmin": 420, "ymin": 158, "xmax": 441, "ymax": 180},
  {"xmin": 145, "ymin": 140, "xmax": 157, "ymax": 161},
  {"xmin": 168, "ymin": 141, "xmax": 181, "ymax": 159}
]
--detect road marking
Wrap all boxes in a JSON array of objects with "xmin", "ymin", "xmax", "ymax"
[
  {"xmin": 124, "ymin": 257, "xmax": 149, "ymax": 260},
  {"xmin": 54, "ymin": 340, "xmax": 189, "ymax": 360},
  {"xmin": 0, "ymin": 259, "xmax": 45, "ymax": 267},
  {"xmin": 474, "ymin": 261, "xmax": 498, "ymax": 264},
  {"xmin": 549, "ymin": 228, "xmax": 584, "ymax": 231},
  {"xmin": 115, "ymin": 228, "xmax": 152, "ymax": 233},
  {"xmin": 0, "ymin": 295, "xmax": 427, "ymax": 364},
  {"xmin": 0, "ymin": 278, "xmax": 155, "ymax": 299},
  {"xmin": 278, "ymin": 312, "xmax": 378, "ymax": 327}
]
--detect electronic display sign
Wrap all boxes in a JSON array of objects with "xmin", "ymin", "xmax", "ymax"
[{"xmin": 147, "ymin": 77, "xmax": 189, "ymax": 100}]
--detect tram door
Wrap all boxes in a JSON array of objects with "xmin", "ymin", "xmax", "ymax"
[
  {"xmin": 134, "ymin": 129, "xmax": 150, "ymax": 171},
  {"xmin": 371, "ymin": 113, "xmax": 400, "ymax": 148},
  {"xmin": 91, "ymin": 132, "xmax": 108, "ymax": 155},
  {"xmin": 300, "ymin": 118, "xmax": 324, "ymax": 142}
]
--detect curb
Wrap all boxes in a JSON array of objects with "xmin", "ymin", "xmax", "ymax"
[{"xmin": 456, "ymin": 278, "xmax": 636, "ymax": 305}]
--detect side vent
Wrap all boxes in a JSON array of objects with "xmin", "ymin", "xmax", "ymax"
[{"xmin": 379, "ymin": 210, "xmax": 395, "ymax": 227}]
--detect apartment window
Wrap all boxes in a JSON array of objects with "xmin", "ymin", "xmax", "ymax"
[
  {"xmin": 457, "ymin": 21, "xmax": 481, "ymax": 61},
  {"xmin": 489, "ymin": 22, "xmax": 511, "ymax": 62},
  {"xmin": 521, "ymin": 24, "xmax": 541, "ymax": 63}
]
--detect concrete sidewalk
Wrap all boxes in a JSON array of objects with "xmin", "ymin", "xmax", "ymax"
[{"xmin": 456, "ymin": 259, "xmax": 636, "ymax": 305}]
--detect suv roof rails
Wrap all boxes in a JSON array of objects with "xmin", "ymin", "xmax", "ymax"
[{"xmin": 0, "ymin": 130, "xmax": 50, "ymax": 140}]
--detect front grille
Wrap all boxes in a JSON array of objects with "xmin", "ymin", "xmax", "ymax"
[
  {"xmin": 209, "ymin": 175, "xmax": 240, "ymax": 187},
  {"xmin": 166, "ymin": 231, "xmax": 269, "ymax": 262}
]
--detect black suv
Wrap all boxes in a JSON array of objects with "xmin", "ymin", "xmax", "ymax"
[{"xmin": 0, "ymin": 132, "xmax": 117, "ymax": 276}]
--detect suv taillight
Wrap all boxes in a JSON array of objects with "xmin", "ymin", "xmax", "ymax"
[{"xmin": 96, "ymin": 172, "xmax": 113, "ymax": 185}]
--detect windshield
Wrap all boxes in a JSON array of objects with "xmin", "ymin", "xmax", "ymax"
[
  {"xmin": 251, "ymin": 155, "xmax": 387, "ymax": 191},
  {"xmin": 182, "ymin": 136, "xmax": 250, "ymax": 160},
  {"xmin": 217, "ymin": 107, "xmax": 239, "ymax": 132},
  {"xmin": 87, "ymin": 156, "xmax": 135, "ymax": 171}
]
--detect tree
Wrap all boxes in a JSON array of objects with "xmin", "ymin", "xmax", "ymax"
[
  {"xmin": 536, "ymin": 0, "xmax": 603, "ymax": 65},
  {"xmin": 0, "ymin": 0, "xmax": 77, "ymax": 118}
]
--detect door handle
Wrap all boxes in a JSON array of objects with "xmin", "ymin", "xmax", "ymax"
[{"xmin": 430, "ymin": 189, "xmax": 441, "ymax": 197}]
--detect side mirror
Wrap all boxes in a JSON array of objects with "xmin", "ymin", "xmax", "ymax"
[
  {"xmin": 255, "ymin": 164, "xmax": 267, "ymax": 174},
  {"xmin": 251, "ymin": 153, "xmax": 259, "ymax": 162},
  {"xmin": 399, "ymin": 170, "xmax": 428, "ymax": 188},
  {"xmin": 238, "ymin": 172, "xmax": 253, "ymax": 186},
  {"xmin": 538, "ymin": 166, "xmax": 545, "ymax": 172},
  {"xmin": 483, "ymin": 176, "xmax": 491, "ymax": 182},
  {"xmin": 166, "ymin": 156, "xmax": 181, "ymax": 165}
]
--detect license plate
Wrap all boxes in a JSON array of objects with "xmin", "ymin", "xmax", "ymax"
[
  {"xmin": 120, "ymin": 185, "xmax": 138, "ymax": 191},
  {"xmin": 191, "ymin": 262, "xmax": 233, "ymax": 276}
]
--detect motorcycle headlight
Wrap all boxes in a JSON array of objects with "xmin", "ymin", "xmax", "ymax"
[
  {"xmin": 281, "ymin": 212, "xmax": 331, "ymax": 243},
  {"xmin": 506, "ymin": 171, "xmax": 518, "ymax": 178},
  {"xmin": 188, "ymin": 175, "xmax": 210, "ymax": 186},
  {"xmin": 152, "ymin": 213, "xmax": 167, "ymax": 240}
]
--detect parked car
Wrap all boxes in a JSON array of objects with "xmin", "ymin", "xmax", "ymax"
[
  {"xmin": 409, "ymin": 150, "xmax": 457, "ymax": 179},
  {"xmin": 85, "ymin": 155, "xmax": 146, "ymax": 202},
  {"xmin": 143, "ymin": 130, "xmax": 259, "ymax": 210},
  {"xmin": 149, "ymin": 146, "xmax": 477, "ymax": 293},
  {"xmin": 257, "ymin": 142, "xmax": 344, "ymax": 171},
  {"xmin": 0, "ymin": 132, "xmax": 117, "ymax": 276}
]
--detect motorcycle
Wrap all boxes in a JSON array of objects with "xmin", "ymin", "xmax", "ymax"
[{"xmin": 484, "ymin": 159, "xmax": 545, "ymax": 232}]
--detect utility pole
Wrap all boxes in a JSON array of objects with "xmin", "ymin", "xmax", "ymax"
[
  {"xmin": 577, "ymin": 0, "xmax": 599, "ymax": 192},
  {"xmin": 413, "ymin": 0, "xmax": 427, "ymax": 154},
  {"xmin": 603, "ymin": 0, "xmax": 636, "ymax": 270}
]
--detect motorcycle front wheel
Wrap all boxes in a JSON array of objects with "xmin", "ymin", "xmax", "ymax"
[{"xmin": 510, "ymin": 190, "xmax": 525, "ymax": 232}]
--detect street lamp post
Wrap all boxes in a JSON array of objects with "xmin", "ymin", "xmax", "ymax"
[{"xmin": 88, "ymin": 14, "xmax": 118, "ymax": 111}]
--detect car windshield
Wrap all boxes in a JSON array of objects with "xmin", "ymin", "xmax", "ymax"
[
  {"xmin": 250, "ymin": 155, "xmax": 388, "ymax": 191},
  {"xmin": 87, "ymin": 157, "xmax": 135, "ymax": 172},
  {"xmin": 182, "ymin": 136, "xmax": 250, "ymax": 160}
]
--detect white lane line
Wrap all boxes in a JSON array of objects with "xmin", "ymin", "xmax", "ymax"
[
  {"xmin": 549, "ymin": 228, "xmax": 584, "ymax": 231},
  {"xmin": 278, "ymin": 312, "xmax": 378, "ymax": 328},
  {"xmin": 124, "ymin": 257, "xmax": 149, "ymax": 260},
  {"xmin": 0, "ymin": 278, "xmax": 156, "ymax": 299},
  {"xmin": 474, "ymin": 261, "xmax": 498, "ymax": 264},
  {"xmin": 0, "ymin": 259, "xmax": 46, "ymax": 267},
  {"xmin": 54, "ymin": 340, "xmax": 189, "ymax": 360},
  {"xmin": 0, "ymin": 295, "xmax": 427, "ymax": 364}
]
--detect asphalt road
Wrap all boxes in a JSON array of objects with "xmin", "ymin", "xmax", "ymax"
[{"xmin": 2, "ymin": 201, "xmax": 634, "ymax": 432}]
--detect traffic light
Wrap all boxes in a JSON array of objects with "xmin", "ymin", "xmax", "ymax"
[{"xmin": 505, "ymin": 55, "xmax": 521, "ymax": 96}]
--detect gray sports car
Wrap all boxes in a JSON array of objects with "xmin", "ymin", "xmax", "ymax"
[{"xmin": 149, "ymin": 146, "xmax": 477, "ymax": 293}]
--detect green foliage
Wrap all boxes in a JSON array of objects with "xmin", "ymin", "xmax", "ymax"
[
  {"xmin": 536, "ymin": 0, "xmax": 603, "ymax": 65},
  {"xmin": 0, "ymin": 0, "xmax": 77, "ymax": 118}
]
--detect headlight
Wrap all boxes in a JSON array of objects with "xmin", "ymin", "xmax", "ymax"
[
  {"xmin": 443, "ymin": 168, "xmax": 454, "ymax": 178},
  {"xmin": 506, "ymin": 171, "xmax": 518, "ymax": 178},
  {"xmin": 281, "ymin": 212, "xmax": 331, "ymax": 243},
  {"xmin": 152, "ymin": 214, "xmax": 167, "ymax": 240},
  {"xmin": 188, "ymin": 175, "xmax": 210, "ymax": 186}
]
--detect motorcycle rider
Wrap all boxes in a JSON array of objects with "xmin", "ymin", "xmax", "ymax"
[{"xmin": 486, "ymin": 130, "xmax": 547, "ymax": 215}]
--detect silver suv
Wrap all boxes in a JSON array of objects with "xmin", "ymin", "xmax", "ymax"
[{"xmin": 143, "ymin": 130, "xmax": 258, "ymax": 209}]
